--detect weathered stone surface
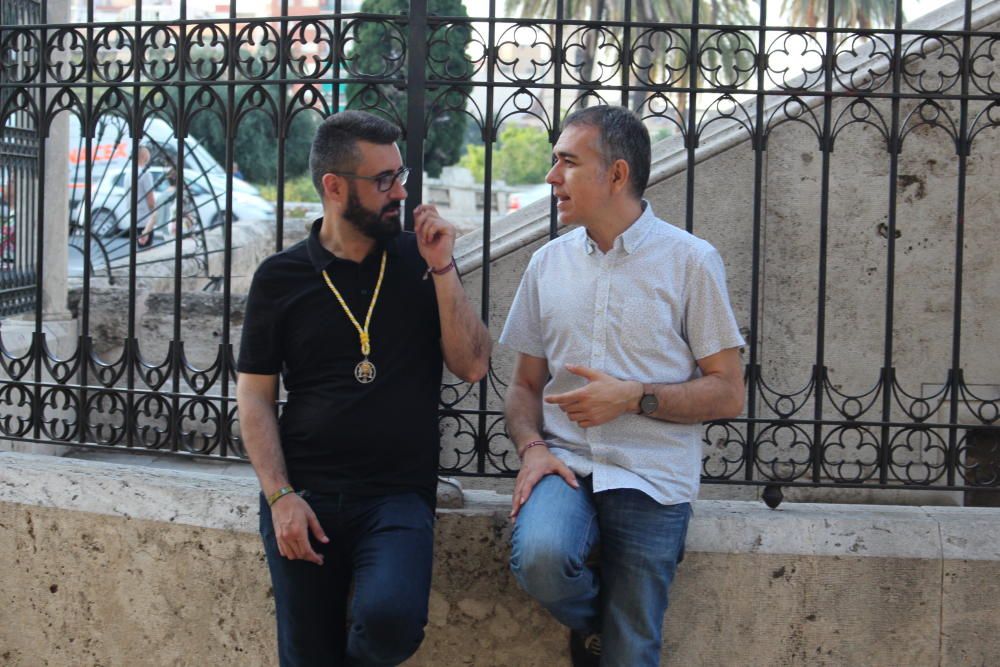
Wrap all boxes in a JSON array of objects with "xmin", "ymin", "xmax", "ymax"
[
  {"xmin": 0, "ymin": 503, "xmax": 274, "ymax": 667},
  {"xmin": 2, "ymin": 452, "xmax": 1000, "ymax": 666},
  {"xmin": 940, "ymin": 559, "xmax": 1000, "ymax": 667},
  {"xmin": 666, "ymin": 553, "xmax": 941, "ymax": 667},
  {"xmin": 436, "ymin": 477, "xmax": 465, "ymax": 509}
]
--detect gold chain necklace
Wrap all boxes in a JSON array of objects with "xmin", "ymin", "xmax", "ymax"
[{"xmin": 321, "ymin": 250, "xmax": 387, "ymax": 384}]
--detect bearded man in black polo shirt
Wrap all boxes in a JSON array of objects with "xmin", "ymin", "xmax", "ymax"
[{"xmin": 236, "ymin": 110, "xmax": 491, "ymax": 667}]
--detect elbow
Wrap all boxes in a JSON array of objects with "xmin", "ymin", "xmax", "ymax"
[
  {"xmin": 452, "ymin": 336, "xmax": 492, "ymax": 384},
  {"xmin": 726, "ymin": 393, "xmax": 745, "ymax": 420},
  {"xmin": 721, "ymin": 382, "xmax": 745, "ymax": 420},
  {"xmin": 707, "ymin": 377, "xmax": 744, "ymax": 421},
  {"xmin": 457, "ymin": 358, "xmax": 490, "ymax": 384}
]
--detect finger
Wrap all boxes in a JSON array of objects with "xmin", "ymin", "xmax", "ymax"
[
  {"xmin": 307, "ymin": 511, "xmax": 329, "ymax": 544},
  {"xmin": 565, "ymin": 364, "xmax": 602, "ymax": 380},
  {"xmin": 511, "ymin": 471, "xmax": 529, "ymax": 515},
  {"xmin": 510, "ymin": 472, "xmax": 540, "ymax": 518},
  {"xmin": 278, "ymin": 533, "xmax": 298, "ymax": 560},
  {"xmin": 555, "ymin": 460, "xmax": 580, "ymax": 488},
  {"xmin": 414, "ymin": 210, "xmax": 432, "ymax": 231},
  {"xmin": 424, "ymin": 225, "xmax": 440, "ymax": 245},
  {"xmin": 297, "ymin": 534, "xmax": 324, "ymax": 565},
  {"xmin": 545, "ymin": 390, "xmax": 578, "ymax": 405},
  {"xmin": 511, "ymin": 473, "xmax": 530, "ymax": 513},
  {"xmin": 510, "ymin": 480, "xmax": 535, "ymax": 519},
  {"xmin": 423, "ymin": 219, "xmax": 444, "ymax": 243}
]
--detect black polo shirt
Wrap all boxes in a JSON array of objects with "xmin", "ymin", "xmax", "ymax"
[{"xmin": 237, "ymin": 219, "xmax": 442, "ymax": 506}]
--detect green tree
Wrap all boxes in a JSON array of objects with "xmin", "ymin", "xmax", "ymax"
[
  {"xmin": 345, "ymin": 0, "xmax": 472, "ymax": 178},
  {"xmin": 460, "ymin": 124, "xmax": 551, "ymax": 185},
  {"xmin": 459, "ymin": 144, "xmax": 486, "ymax": 182},
  {"xmin": 495, "ymin": 125, "xmax": 551, "ymax": 185},
  {"xmin": 184, "ymin": 82, "xmax": 319, "ymax": 185}
]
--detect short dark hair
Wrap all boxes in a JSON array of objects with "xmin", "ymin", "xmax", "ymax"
[
  {"xmin": 309, "ymin": 111, "xmax": 402, "ymax": 197},
  {"xmin": 562, "ymin": 106, "xmax": 650, "ymax": 198}
]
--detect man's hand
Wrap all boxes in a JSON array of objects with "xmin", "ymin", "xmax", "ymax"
[
  {"xmin": 270, "ymin": 493, "xmax": 330, "ymax": 565},
  {"xmin": 510, "ymin": 445, "xmax": 578, "ymax": 520},
  {"xmin": 413, "ymin": 204, "xmax": 456, "ymax": 270},
  {"xmin": 545, "ymin": 364, "xmax": 643, "ymax": 428}
]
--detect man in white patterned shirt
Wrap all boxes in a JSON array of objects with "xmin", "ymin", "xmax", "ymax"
[{"xmin": 500, "ymin": 106, "xmax": 745, "ymax": 666}]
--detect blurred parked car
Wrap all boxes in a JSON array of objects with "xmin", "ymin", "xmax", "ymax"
[
  {"xmin": 67, "ymin": 115, "xmax": 272, "ymax": 238},
  {"xmin": 507, "ymin": 183, "xmax": 552, "ymax": 214},
  {"xmin": 69, "ymin": 165, "xmax": 275, "ymax": 238}
]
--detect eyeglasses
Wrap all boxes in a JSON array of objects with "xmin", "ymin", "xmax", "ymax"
[{"xmin": 332, "ymin": 166, "xmax": 410, "ymax": 193}]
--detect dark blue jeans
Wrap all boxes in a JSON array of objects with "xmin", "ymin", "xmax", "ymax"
[
  {"xmin": 510, "ymin": 475, "xmax": 692, "ymax": 667},
  {"xmin": 259, "ymin": 490, "xmax": 435, "ymax": 667}
]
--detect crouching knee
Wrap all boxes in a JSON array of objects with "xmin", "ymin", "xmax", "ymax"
[
  {"xmin": 349, "ymin": 606, "xmax": 426, "ymax": 666},
  {"xmin": 510, "ymin": 540, "xmax": 587, "ymax": 605}
]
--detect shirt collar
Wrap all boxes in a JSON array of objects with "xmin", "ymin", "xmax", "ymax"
[
  {"xmin": 582, "ymin": 200, "xmax": 656, "ymax": 255},
  {"xmin": 306, "ymin": 217, "xmax": 400, "ymax": 273}
]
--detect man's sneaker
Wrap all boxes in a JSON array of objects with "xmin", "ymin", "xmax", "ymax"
[{"xmin": 569, "ymin": 629, "xmax": 601, "ymax": 667}]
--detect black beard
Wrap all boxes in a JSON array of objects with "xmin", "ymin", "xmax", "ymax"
[{"xmin": 343, "ymin": 185, "xmax": 402, "ymax": 242}]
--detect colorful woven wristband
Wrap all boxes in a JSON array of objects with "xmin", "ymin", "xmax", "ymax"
[
  {"xmin": 521, "ymin": 439, "xmax": 548, "ymax": 459},
  {"xmin": 267, "ymin": 485, "xmax": 295, "ymax": 507}
]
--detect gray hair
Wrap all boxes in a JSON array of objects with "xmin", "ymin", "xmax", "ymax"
[
  {"xmin": 309, "ymin": 111, "xmax": 401, "ymax": 197},
  {"xmin": 562, "ymin": 106, "xmax": 650, "ymax": 198}
]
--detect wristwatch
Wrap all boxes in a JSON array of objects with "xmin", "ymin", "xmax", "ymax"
[{"xmin": 639, "ymin": 387, "xmax": 659, "ymax": 416}]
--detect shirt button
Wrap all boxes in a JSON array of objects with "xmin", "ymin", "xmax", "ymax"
[{"xmin": 360, "ymin": 289, "xmax": 369, "ymax": 296}]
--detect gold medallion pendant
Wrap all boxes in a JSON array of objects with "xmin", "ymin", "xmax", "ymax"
[
  {"xmin": 355, "ymin": 359, "xmax": 377, "ymax": 384},
  {"xmin": 322, "ymin": 250, "xmax": 387, "ymax": 385}
]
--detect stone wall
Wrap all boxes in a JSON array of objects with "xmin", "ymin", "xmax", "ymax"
[{"xmin": 2, "ymin": 451, "xmax": 999, "ymax": 666}]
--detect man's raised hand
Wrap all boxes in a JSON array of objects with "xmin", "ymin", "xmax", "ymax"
[
  {"xmin": 545, "ymin": 364, "xmax": 643, "ymax": 429},
  {"xmin": 413, "ymin": 204, "xmax": 456, "ymax": 271}
]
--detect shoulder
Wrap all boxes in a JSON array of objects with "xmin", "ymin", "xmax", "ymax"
[
  {"xmin": 252, "ymin": 238, "xmax": 310, "ymax": 283},
  {"xmin": 527, "ymin": 227, "xmax": 584, "ymax": 269},
  {"xmin": 645, "ymin": 216, "xmax": 719, "ymax": 266}
]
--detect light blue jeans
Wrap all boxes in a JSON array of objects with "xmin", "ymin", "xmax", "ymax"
[{"xmin": 510, "ymin": 474, "xmax": 692, "ymax": 667}]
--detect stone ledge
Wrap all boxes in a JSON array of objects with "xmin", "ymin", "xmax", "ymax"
[
  {"xmin": 2, "ymin": 451, "xmax": 997, "ymax": 562},
  {"xmin": 3, "ymin": 451, "xmax": 1000, "ymax": 666}
]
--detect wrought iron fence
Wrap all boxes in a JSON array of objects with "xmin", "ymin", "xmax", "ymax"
[
  {"xmin": 0, "ymin": 0, "xmax": 998, "ymax": 501},
  {"xmin": 0, "ymin": 0, "xmax": 39, "ymax": 317}
]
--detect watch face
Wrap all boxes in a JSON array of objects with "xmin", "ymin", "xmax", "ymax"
[{"xmin": 640, "ymin": 394, "xmax": 658, "ymax": 415}]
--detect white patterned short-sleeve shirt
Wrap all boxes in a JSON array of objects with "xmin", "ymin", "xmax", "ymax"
[{"xmin": 500, "ymin": 202, "xmax": 745, "ymax": 505}]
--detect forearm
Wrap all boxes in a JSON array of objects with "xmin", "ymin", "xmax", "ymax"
[
  {"xmin": 505, "ymin": 382, "xmax": 546, "ymax": 457},
  {"xmin": 142, "ymin": 195, "xmax": 156, "ymax": 232},
  {"xmin": 434, "ymin": 268, "xmax": 491, "ymax": 383},
  {"xmin": 637, "ymin": 374, "xmax": 745, "ymax": 424},
  {"xmin": 237, "ymin": 390, "xmax": 290, "ymax": 496}
]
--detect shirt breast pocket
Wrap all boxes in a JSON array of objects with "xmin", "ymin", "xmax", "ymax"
[{"xmin": 620, "ymin": 295, "xmax": 678, "ymax": 359}]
